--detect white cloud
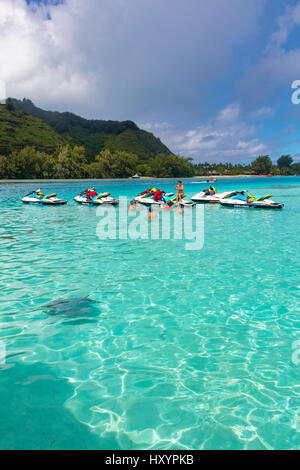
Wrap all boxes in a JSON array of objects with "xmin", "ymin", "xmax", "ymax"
[
  {"xmin": 249, "ymin": 106, "xmax": 275, "ymax": 119},
  {"xmin": 0, "ymin": 79, "xmax": 6, "ymax": 103},
  {"xmin": 141, "ymin": 103, "xmax": 269, "ymax": 162},
  {"xmin": 236, "ymin": 1, "xmax": 300, "ymax": 109},
  {"xmin": 0, "ymin": 0, "xmax": 281, "ymax": 162},
  {"xmin": 0, "ymin": 0, "xmax": 264, "ymax": 120},
  {"xmin": 267, "ymin": 3, "xmax": 300, "ymax": 50},
  {"xmin": 0, "ymin": 0, "xmax": 97, "ymax": 111},
  {"xmin": 217, "ymin": 103, "xmax": 240, "ymax": 123}
]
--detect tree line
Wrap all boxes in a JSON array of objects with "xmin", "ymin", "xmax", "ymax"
[
  {"xmin": 0, "ymin": 146, "xmax": 299, "ymax": 179},
  {"xmin": 195, "ymin": 155, "xmax": 300, "ymax": 176},
  {"xmin": 0, "ymin": 146, "xmax": 194, "ymax": 179}
]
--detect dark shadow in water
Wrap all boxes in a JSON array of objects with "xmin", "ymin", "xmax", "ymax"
[
  {"xmin": 42, "ymin": 297, "xmax": 99, "ymax": 318},
  {"xmin": 0, "ymin": 362, "xmax": 119, "ymax": 450}
]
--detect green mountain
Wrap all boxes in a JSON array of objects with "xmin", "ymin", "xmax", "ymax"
[
  {"xmin": 10, "ymin": 98, "xmax": 171, "ymax": 161},
  {"xmin": 0, "ymin": 104, "xmax": 66, "ymax": 156}
]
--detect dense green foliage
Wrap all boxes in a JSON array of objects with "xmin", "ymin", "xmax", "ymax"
[
  {"xmin": 5, "ymin": 98, "xmax": 15, "ymax": 112},
  {"xmin": 87, "ymin": 149, "xmax": 138, "ymax": 178},
  {"xmin": 276, "ymin": 155, "xmax": 299, "ymax": 175},
  {"xmin": 149, "ymin": 154, "xmax": 195, "ymax": 177},
  {"xmin": 0, "ymin": 104, "xmax": 66, "ymax": 156},
  {"xmin": 195, "ymin": 155, "xmax": 300, "ymax": 176},
  {"xmin": 0, "ymin": 146, "xmax": 194, "ymax": 179},
  {"xmin": 10, "ymin": 99, "xmax": 170, "ymax": 161},
  {"xmin": 277, "ymin": 155, "xmax": 293, "ymax": 169},
  {"xmin": 251, "ymin": 155, "xmax": 273, "ymax": 175},
  {"xmin": 0, "ymin": 146, "xmax": 87, "ymax": 179},
  {"xmin": 54, "ymin": 145, "xmax": 88, "ymax": 179}
]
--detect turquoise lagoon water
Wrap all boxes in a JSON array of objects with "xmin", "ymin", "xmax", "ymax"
[{"xmin": 0, "ymin": 176, "xmax": 300, "ymax": 450}]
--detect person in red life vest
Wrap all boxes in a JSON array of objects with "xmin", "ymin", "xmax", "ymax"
[
  {"xmin": 86, "ymin": 188, "xmax": 98, "ymax": 201},
  {"xmin": 153, "ymin": 189, "xmax": 165, "ymax": 202}
]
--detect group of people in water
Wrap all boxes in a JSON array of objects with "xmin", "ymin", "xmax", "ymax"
[{"xmin": 128, "ymin": 181, "xmax": 185, "ymax": 219}]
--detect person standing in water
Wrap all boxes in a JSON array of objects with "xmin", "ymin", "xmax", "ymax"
[
  {"xmin": 175, "ymin": 181, "xmax": 184, "ymax": 203},
  {"xmin": 147, "ymin": 206, "xmax": 157, "ymax": 219},
  {"xmin": 176, "ymin": 203, "xmax": 184, "ymax": 214}
]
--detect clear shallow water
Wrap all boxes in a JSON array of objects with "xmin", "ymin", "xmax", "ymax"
[{"xmin": 0, "ymin": 176, "xmax": 300, "ymax": 450}]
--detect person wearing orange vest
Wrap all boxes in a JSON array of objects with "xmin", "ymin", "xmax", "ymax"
[{"xmin": 175, "ymin": 181, "xmax": 184, "ymax": 203}]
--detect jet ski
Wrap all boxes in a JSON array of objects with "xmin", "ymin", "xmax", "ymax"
[
  {"xmin": 74, "ymin": 188, "xmax": 119, "ymax": 205},
  {"xmin": 191, "ymin": 187, "xmax": 247, "ymax": 204},
  {"xmin": 219, "ymin": 193, "xmax": 284, "ymax": 209},
  {"xmin": 134, "ymin": 188, "xmax": 195, "ymax": 207},
  {"xmin": 22, "ymin": 190, "xmax": 67, "ymax": 205}
]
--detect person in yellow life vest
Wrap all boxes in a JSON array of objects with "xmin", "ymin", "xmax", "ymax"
[{"xmin": 209, "ymin": 186, "xmax": 216, "ymax": 195}]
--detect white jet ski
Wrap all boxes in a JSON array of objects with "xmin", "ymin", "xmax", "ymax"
[
  {"xmin": 74, "ymin": 188, "xmax": 119, "ymax": 205},
  {"xmin": 22, "ymin": 190, "xmax": 67, "ymax": 205},
  {"xmin": 191, "ymin": 188, "xmax": 247, "ymax": 204},
  {"xmin": 220, "ymin": 193, "xmax": 284, "ymax": 209},
  {"xmin": 134, "ymin": 188, "xmax": 195, "ymax": 207}
]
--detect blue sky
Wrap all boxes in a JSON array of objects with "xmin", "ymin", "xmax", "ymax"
[{"xmin": 2, "ymin": 0, "xmax": 300, "ymax": 162}]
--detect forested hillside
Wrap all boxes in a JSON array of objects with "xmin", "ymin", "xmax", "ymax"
[
  {"xmin": 0, "ymin": 104, "xmax": 65, "ymax": 156},
  {"xmin": 11, "ymin": 98, "xmax": 170, "ymax": 160}
]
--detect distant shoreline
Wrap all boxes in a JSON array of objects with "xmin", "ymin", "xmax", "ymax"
[
  {"xmin": 0, "ymin": 174, "xmax": 294, "ymax": 183},
  {"xmin": 139, "ymin": 175, "xmax": 267, "ymax": 179},
  {"xmin": 198, "ymin": 175, "xmax": 288, "ymax": 179}
]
